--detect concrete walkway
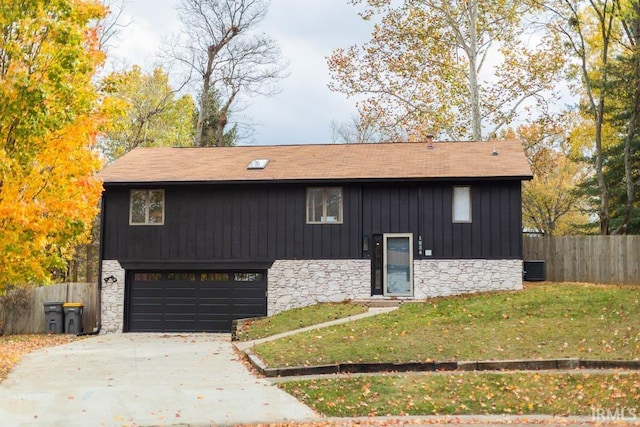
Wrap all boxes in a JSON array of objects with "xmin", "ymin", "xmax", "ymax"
[
  {"xmin": 0, "ymin": 333, "xmax": 317, "ymax": 426},
  {"xmin": 234, "ymin": 306, "xmax": 398, "ymax": 351}
]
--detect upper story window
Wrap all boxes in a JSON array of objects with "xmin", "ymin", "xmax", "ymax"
[
  {"xmin": 130, "ymin": 189, "xmax": 164, "ymax": 225},
  {"xmin": 452, "ymin": 186, "xmax": 471, "ymax": 223},
  {"xmin": 306, "ymin": 187, "xmax": 343, "ymax": 224}
]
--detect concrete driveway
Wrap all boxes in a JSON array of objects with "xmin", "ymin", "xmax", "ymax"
[{"xmin": 0, "ymin": 333, "xmax": 317, "ymax": 426}]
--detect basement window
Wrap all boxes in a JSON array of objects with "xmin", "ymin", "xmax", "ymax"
[
  {"xmin": 130, "ymin": 189, "xmax": 164, "ymax": 225},
  {"xmin": 306, "ymin": 187, "xmax": 343, "ymax": 224}
]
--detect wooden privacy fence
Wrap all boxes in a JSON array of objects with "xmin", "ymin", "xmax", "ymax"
[
  {"xmin": 523, "ymin": 235, "xmax": 640, "ymax": 284},
  {"xmin": 0, "ymin": 282, "xmax": 98, "ymax": 335}
]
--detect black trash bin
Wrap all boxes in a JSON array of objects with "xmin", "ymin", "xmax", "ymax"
[
  {"xmin": 43, "ymin": 301, "xmax": 64, "ymax": 334},
  {"xmin": 63, "ymin": 303, "xmax": 84, "ymax": 334}
]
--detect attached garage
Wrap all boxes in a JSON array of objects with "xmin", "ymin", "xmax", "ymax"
[{"xmin": 125, "ymin": 271, "xmax": 267, "ymax": 332}]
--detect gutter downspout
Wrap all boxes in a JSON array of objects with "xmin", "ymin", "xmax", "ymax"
[{"xmin": 78, "ymin": 194, "xmax": 106, "ymax": 336}]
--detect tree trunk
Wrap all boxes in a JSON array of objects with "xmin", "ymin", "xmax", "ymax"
[
  {"xmin": 594, "ymin": 96, "xmax": 610, "ymax": 235},
  {"xmin": 614, "ymin": 3, "xmax": 640, "ymax": 235},
  {"xmin": 584, "ymin": 1, "xmax": 616, "ymax": 235},
  {"xmin": 215, "ymin": 113, "xmax": 227, "ymax": 147},
  {"xmin": 195, "ymin": 46, "xmax": 216, "ymax": 147},
  {"xmin": 467, "ymin": 0, "xmax": 482, "ymax": 141}
]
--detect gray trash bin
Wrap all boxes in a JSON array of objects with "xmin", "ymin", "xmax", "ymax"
[
  {"xmin": 63, "ymin": 303, "xmax": 84, "ymax": 334},
  {"xmin": 43, "ymin": 302, "xmax": 64, "ymax": 334}
]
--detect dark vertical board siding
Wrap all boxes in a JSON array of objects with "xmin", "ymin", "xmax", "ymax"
[
  {"xmin": 389, "ymin": 187, "xmax": 400, "ymax": 231},
  {"xmin": 212, "ymin": 190, "xmax": 223, "ymax": 259},
  {"xmin": 222, "ymin": 190, "xmax": 232, "ymax": 258},
  {"xmin": 275, "ymin": 191, "xmax": 286, "ymax": 259},
  {"xmin": 231, "ymin": 189, "xmax": 240, "ymax": 257},
  {"xmin": 247, "ymin": 189, "xmax": 258, "ymax": 259},
  {"xmin": 471, "ymin": 187, "xmax": 483, "ymax": 257},
  {"xmin": 358, "ymin": 187, "xmax": 364, "ymax": 257},
  {"xmin": 504, "ymin": 182, "xmax": 522, "ymax": 258},
  {"xmin": 330, "ymin": 225, "xmax": 341, "ymax": 258},
  {"xmin": 302, "ymin": 224, "xmax": 313, "ymax": 258},
  {"xmin": 490, "ymin": 186, "xmax": 501, "ymax": 256},
  {"xmin": 321, "ymin": 226, "xmax": 331, "ymax": 258},
  {"xmin": 408, "ymin": 186, "xmax": 419, "ymax": 256},
  {"xmin": 512, "ymin": 183, "xmax": 523, "ymax": 258},
  {"xmin": 187, "ymin": 193, "xmax": 198, "ymax": 259},
  {"xmin": 436, "ymin": 186, "xmax": 446, "ymax": 256},
  {"xmin": 452, "ymin": 224, "xmax": 462, "ymax": 258},
  {"xmin": 266, "ymin": 188, "xmax": 277, "ymax": 257},
  {"xmin": 378, "ymin": 186, "xmax": 388, "ymax": 231},
  {"xmin": 397, "ymin": 187, "xmax": 410, "ymax": 232},
  {"xmin": 480, "ymin": 187, "xmax": 492, "ymax": 258},
  {"xmin": 499, "ymin": 186, "xmax": 512, "ymax": 257},
  {"xmin": 347, "ymin": 188, "xmax": 354, "ymax": 257},
  {"xmin": 422, "ymin": 186, "xmax": 434, "ymax": 253},
  {"xmin": 174, "ymin": 193, "xmax": 185, "ymax": 259},
  {"xmin": 463, "ymin": 223, "xmax": 473, "ymax": 259},
  {"xmin": 368, "ymin": 184, "xmax": 380, "ymax": 233},
  {"xmin": 292, "ymin": 190, "xmax": 304, "ymax": 258},
  {"xmin": 361, "ymin": 185, "xmax": 372, "ymax": 255},
  {"xmin": 258, "ymin": 190, "xmax": 269, "ymax": 258},
  {"xmin": 102, "ymin": 180, "xmax": 524, "ymax": 263},
  {"xmin": 283, "ymin": 190, "xmax": 293, "ymax": 257},
  {"xmin": 198, "ymin": 190, "xmax": 207, "ymax": 258},
  {"xmin": 442, "ymin": 188, "xmax": 453, "ymax": 258}
]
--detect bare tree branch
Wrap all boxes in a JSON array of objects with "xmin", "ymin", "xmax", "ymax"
[{"xmin": 168, "ymin": 0, "xmax": 288, "ymax": 146}]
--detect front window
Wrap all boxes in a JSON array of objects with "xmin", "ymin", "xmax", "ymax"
[
  {"xmin": 130, "ymin": 189, "xmax": 164, "ymax": 225},
  {"xmin": 452, "ymin": 186, "xmax": 471, "ymax": 223},
  {"xmin": 306, "ymin": 187, "xmax": 343, "ymax": 224}
]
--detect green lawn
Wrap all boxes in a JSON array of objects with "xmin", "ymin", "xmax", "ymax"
[
  {"xmin": 280, "ymin": 372, "xmax": 640, "ymax": 417},
  {"xmin": 236, "ymin": 302, "xmax": 368, "ymax": 341},
  {"xmin": 252, "ymin": 283, "xmax": 640, "ymax": 367}
]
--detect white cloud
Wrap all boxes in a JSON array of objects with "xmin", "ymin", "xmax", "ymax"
[{"xmin": 108, "ymin": 0, "xmax": 372, "ymax": 145}]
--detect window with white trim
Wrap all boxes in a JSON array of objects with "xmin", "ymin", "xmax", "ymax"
[
  {"xmin": 306, "ymin": 187, "xmax": 343, "ymax": 224},
  {"xmin": 130, "ymin": 189, "xmax": 164, "ymax": 225},
  {"xmin": 452, "ymin": 186, "xmax": 471, "ymax": 223}
]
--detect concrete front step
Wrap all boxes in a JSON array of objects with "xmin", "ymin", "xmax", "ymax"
[{"xmin": 351, "ymin": 299, "xmax": 405, "ymax": 307}]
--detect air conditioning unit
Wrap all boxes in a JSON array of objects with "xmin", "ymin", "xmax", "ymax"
[{"xmin": 523, "ymin": 260, "xmax": 546, "ymax": 281}]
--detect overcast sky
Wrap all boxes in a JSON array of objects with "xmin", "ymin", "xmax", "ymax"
[{"xmin": 109, "ymin": 0, "xmax": 373, "ymax": 146}]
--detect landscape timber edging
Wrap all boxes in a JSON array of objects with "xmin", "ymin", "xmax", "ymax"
[{"xmin": 237, "ymin": 349, "xmax": 640, "ymax": 378}]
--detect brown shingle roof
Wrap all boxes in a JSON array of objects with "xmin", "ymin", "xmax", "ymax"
[{"xmin": 99, "ymin": 140, "xmax": 532, "ymax": 183}]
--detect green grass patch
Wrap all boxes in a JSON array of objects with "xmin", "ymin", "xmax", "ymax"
[
  {"xmin": 280, "ymin": 372, "xmax": 640, "ymax": 417},
  {"xmin": 236, "ymin": 302, "xmax": 368, "ymax": 341},
  {"xmin": 253, "ymin": 284, "xmax": 640, "ymax": 366}
]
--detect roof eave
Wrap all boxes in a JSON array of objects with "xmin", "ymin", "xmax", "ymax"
[{"xmin": 101, "ymin": 175, "xmax": 534, "ymax": 187}]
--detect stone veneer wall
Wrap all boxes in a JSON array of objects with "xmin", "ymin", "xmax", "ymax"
[
  {"xmin": 98, "ymin": 258, "xmax": 522, "ymax": 333},
  {"xmin": 413, "ymin": 259, "xmax": 523, "ymax": 298},
  {"xmin": 101, "ymin": 260, "xmax": 126, "ymax": 334},
  {"xmin": 268, "ymin": 259, "xmax": 371, "ymax": 315},
  {"xmin": 268, "ymin": 259, "xmax": 522, "ymax": 316}
]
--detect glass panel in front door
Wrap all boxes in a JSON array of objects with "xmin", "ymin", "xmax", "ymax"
[
  {"xmin": 372, "ymin": 235, "xmax": 383, "ymax": 295},
  {"xmin": 384, "ymin": 235, "xmax": 412, "ymax": 296}
]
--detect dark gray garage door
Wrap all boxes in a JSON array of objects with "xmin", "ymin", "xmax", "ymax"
[{"xmin": 127, "ymin": 271, "xmax": 267, "ymax": 332}]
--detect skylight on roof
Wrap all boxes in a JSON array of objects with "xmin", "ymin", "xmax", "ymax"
[{"xmin": 247, "ymin": 158, "xmax": 269, "ymax": 169}]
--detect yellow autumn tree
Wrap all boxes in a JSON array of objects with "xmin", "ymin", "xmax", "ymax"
[
  {"xmin": 0, "ymin": 0, "xmax": 106, "ymax": 290},
  {"xmin": 514, "ymin": 117, "xmax": 590, "ymax": 235},
  {"xmin": 99, "ymin": 65, "xmax": 196, "ymax": 162}
]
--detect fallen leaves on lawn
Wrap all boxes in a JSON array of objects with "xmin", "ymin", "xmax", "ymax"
[
  {"xmin": 234, "ymin": 418, "xmax": 600, "ymax": 426},
  {"xmin": 281, "ymin": 372, "xmax": 640, "ymax": 418},
  {"xmin": 0, "ymin": 334, "xmax": 83, "ymax": 382}
]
